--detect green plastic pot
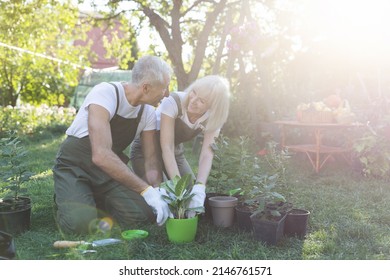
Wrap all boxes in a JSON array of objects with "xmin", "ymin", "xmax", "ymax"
[{"xmin": 165, "ymin": 216, "xmax": 198, "ymax": 244}]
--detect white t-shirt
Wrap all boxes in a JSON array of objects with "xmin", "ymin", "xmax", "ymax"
[
  {"xmin": 156, "ymin": 91, "xmax": 209, "ymax": 131},
  {"xmin": 66, "ymin": 82, "xmax": 156, "ymax": 138}
]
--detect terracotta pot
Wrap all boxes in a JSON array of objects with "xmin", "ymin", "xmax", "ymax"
[
  {"xmin": 203, "ymin": 193, "xmax": 227, "ymax": 221},
  {"xmin": 208, "ymin": 196, "xmax": 238, "ymax": 227}
]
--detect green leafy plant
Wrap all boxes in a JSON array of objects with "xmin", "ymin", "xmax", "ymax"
[
  {"xmin": 249, "ymin": 174, "xmax": 291, "ymax": 220},
  {"xmin": 235, "ymin": 136, "xmax": 262, "ymax": 192},
  {"xmin": 261, "ymin": 140, "xmax": 291, "ymax": 187},
  {"xmin": 160, "ymin": 174, "xmax": 205, "ymax": 219},
  {"xmin": 0, "ymin": 135, "xmax": 34, "ymax": 206},
  {"xmin": 0, "ymin": 104, "xmax": 76, "ymax": 137},
  {"xmin": 209, "ymin": 135, "xmax": 259, "ymax": 196},
  {"xmin": 227, "ymin": 187, "xmax": 243, "ymax": 197},
  {"xmin": 208, "ymin": 134, "xmax": 236, "ymax": 194},
  {"xmin": 353, "ymin": 118, "xmax": 390, "ymax": 178}
]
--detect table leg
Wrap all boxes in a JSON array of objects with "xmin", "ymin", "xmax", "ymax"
[
  {"xmin": 279, "ymin": 124, "xmax": 286, "ymax": 148},
  {"xmin": 304, "ymin": 151, "xmax": 316, "ymax": 171},
  {"xmin": 315, "ymin": 128, "xmax": 321, "ymax": 173}
]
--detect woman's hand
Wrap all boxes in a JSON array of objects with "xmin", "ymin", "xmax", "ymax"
[{"xmin": 187, "ymin": 183, "xmax": 206, "ymax": 218}]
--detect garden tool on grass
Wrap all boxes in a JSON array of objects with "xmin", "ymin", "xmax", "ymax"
[
  {"xmin": 53, "ymin": 238, "xmax": 122, "ymax": 248},
  {"xmin": 77, "ymin": 249, "xmax": 97, "ymax": 254},
  {"xmin": 121, "ymin": 229, "xmax": 149, "ymax": 240}
]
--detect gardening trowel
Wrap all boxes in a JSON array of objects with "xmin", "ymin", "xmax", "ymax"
[{"xmin": 53, "ymin": 238, "xmax": 122, "ymax": 249}]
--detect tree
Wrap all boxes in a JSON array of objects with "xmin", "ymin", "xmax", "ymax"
[
  {"xmin": 101, "ymin": 1, "xmax": 290, "ymax": 96},
  {"xmin": 0, "ymin": 0, "xmax": 90, "ymax": 106},
  {"xmin": 104, "ymin": 0, "xmax": 236, "ymax": 90},
  {"xmin": 95, "ymin": 0, "xmax": 294, "ymax": 142}
]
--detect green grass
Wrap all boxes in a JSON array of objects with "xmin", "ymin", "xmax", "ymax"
[{"xmin": 5, "ymin": 134, "xmax": 390, "ymax": 260}]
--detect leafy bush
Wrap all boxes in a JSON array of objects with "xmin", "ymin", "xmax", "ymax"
[
  {"xmin": 208, "ymin": 134, "xmax": 237, "ymax": 194},
  {"xmin": 208, "ymin": 134, "xmax": 290, "ymax": 200},
  {"xmin": 353, "ymin": 116, "xmax": 390, "ymax": 178},
  {"xmin": 0, "ymin": 104, "xmax": 76, "ymax": 137},
  {"xmin": 260, "ymin": 140, "xmax": 291, "ymax": 187},
  {"xmin": 0, "ymin": 135, "xmax": 34, "ymax": 202},
  {"xmin": 208, "ymin": 135, "xmax": 259, "ymax": 195}
]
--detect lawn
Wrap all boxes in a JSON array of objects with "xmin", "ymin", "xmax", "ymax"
[{"xmin": 5, "ymin": 132, "xmax": 390, "ymax": 260}]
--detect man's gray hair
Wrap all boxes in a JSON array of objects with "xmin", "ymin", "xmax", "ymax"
[{"xmin": 131, "ymin": 55, "xmax": 172, "ymax": 86}]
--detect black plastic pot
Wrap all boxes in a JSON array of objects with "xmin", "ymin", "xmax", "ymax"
[
  {"xmin": 0, "ymin": 230, "xmax": 16, "ymax": 259},
  {"xmin": 235, "ymin": 205, "xmax": 254, "ymax": 232},
  {"xmin": 284, "ymin": 208, "xmax": 310, "ymax": 238},
  {"xmin": 0, "ymin": 196, "xmax": 32, "ymax": 235},
  {"xmin": 250, "ymin": 213, "xmax": 287, "ymax": 246}
]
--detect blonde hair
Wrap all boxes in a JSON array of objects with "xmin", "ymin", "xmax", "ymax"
[{"xmin": 183, "ymin": 75, "xmax": 231, "ymax": 132}]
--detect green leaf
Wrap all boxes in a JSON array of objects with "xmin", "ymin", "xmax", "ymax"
[
  {"xmin": 175, "ymin": 174, "xmax": 192, "ymax": 197},
  {"xmin": 270, "ymin": 210, "xmax": 281, "ymax": 217},
  {"xmin": 159, "ymin": 174, "xmax": 198, "ymax": 219},
  {"xmin": 228, "ymin": 187, "xmax": 242, "ymax": 196}
]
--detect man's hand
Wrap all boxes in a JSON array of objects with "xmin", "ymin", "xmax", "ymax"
[
  {"xmin": 141, "ymin": 186, "xmax": 170, "ymax": 225},
  {"xmin": 187, "ymin": 184, "xmax": 206, "ymax": 218}
]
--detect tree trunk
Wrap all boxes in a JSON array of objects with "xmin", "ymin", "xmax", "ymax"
[
  {"xmin": 187, "ymin": 0, "xmax": 227, "ymax": 85},
  {"xmin": 212, "ymin": 8, "xmax": 233, "ymax": 75},
  {"xmin": 141, "ymin": 1, "xmax": 227, "ymax": 90}
]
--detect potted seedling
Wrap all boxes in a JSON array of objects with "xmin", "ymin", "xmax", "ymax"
[
  {"xmin": 249, "ymin": 174, "xmax": 292, "ymax": 246},
  {"xmin": 0, "ymin": 135, "xmax": 34, "ymax": 234},
  {"xmin": 207, "ymin": 135, "xmax": 251, "ymax": 224},
  {"xmin": 235, "ymin": 174, "xmax": 281, "ymax": 232},
  {"xmin": 160, "ymin": 174, "xmax": 204, "ymax": 243},
  {"xmin": 235, "ymin": 186, "xmax": 262, "ymax": 232}
]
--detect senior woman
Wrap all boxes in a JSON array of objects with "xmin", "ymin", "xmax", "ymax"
[{"xmin": 130, "ymin": 75, "xmax": 230, "ymax": 217}]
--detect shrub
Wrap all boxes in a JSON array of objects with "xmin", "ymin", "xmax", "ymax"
[
  {"xmin": 353, "ymin": 116, "xmax": 390, "ymax": 178},
  {"xmin": 0, "ymin": 104, "xmax": 76, "ymax": 137}
]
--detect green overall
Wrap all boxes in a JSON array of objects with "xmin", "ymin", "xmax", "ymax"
[
  {"xmin": 53, "ymin": 83, "xmax": 154, "ymax": 234},
  {"xmin": 130, "ymin": 92, "xmax": 205, "ymax": 180}
]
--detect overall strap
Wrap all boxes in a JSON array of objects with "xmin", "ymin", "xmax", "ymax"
[
  {"xmin": 109, "ymin": 82, "xmax": 120, "ymax": 115},
  {"xmin": 136, "ymin": 104, "xmax": 145, "ymax": 125},
  {"xmin": 170, "ymin": 92, "xmax": 182, "ymax": 117}
]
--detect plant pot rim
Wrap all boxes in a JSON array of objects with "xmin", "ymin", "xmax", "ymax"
[
  {"xmin": 1, "ymin": 196, "xmax": 31, "ymax": 201},
  {"xmin": 0, "ymin": 196, "xmax": 32, "ymax": 214},
  {"xmin": 208, "ymin": 196, "xmax": 238, "ymax": 201},
  {"xmin": 208, "ymin": 196, "xmax": 238, "ymax": 207},
  {"xmin": 250, "ymin": 211, "xmax": 287, "ymax": 223},
  {"xmin": 288, "ymin": 208, "xmax": 310, "ymax": 215},
  {"xmin": 167, "ymin": 215, "xmax": 199, "ymax": 222}
]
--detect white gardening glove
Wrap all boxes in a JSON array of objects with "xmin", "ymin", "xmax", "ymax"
[
  {"xmin": 158, "ymin": 187, "xmax": 174, "ymax": 218},
  {"xmin": 141, "ymin": 186, "xmax": 170, "ymax": 226},
  {"xmin": 187, "ymin": 184, "xmax": 206, "ymax": 218}
]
